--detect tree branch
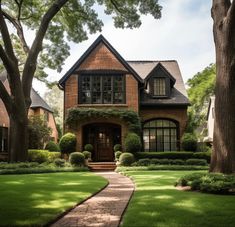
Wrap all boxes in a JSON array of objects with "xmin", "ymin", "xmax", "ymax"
[
  {"xmin": 0, "ymin": 76, "xmax": 12, "ymax": 114},
  {"xmin": 226, "ymin": 0, "xmax": 235, "ymax": 31},
  {"xmin": 22, "ymin": 0, "xmax": 69, "ymax": 105}
]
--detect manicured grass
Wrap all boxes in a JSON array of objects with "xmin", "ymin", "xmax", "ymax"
[
  {"xmin": 0, "ymin": 172, "xmax": 107, "ymax": 226},
  {"xmin": 121, "ymin": 171, "xmax": 235, "ymax": 227}
]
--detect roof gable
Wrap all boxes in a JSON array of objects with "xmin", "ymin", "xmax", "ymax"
[{"xmin": 59, "ymin": 35, "xmax": 143, "ymax": 88}]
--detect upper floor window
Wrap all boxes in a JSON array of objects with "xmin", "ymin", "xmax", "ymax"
[
  {"xmin": 80, "ymin": 74, "xmax": 125, "ymax": 104},
  {"xmin": 153, "ymin": 78, "xmax": 166, "ymax": 96}
]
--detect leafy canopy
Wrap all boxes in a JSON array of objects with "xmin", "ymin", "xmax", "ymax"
[
  {"xmin": 1, "ymin": 0, "xmax": 162, "ymax": 85},
  {"xmin": 186, "ymin": 64, "xmax": 216, "ymax": 133}
]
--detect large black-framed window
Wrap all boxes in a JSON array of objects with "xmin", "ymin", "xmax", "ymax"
[
  {"xmin": 80, "ymin": 74, "xmax": 125, "ymax": 104},
  {"xmin": 0, "ymin": 127, "xmax": 8, "ymax": 153},
  {"xmin": 143, "ymin": 119, "xmax": 179, "ymax": 152}
]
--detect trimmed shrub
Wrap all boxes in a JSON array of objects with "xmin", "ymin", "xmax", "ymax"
[
  {"xmin": 119, "ymin": 153, "xmax": 135, "ymax": 166},
  {"xmin": 136, "ymin": 158, "xmax": 151, "ymax": 166},
  {"xmin": 59, "ymin": 133, "xmax": 77, "ymax": 154},
  {"xmin": 182, "ymin": 133, "xmax": 197, "ymax": 151},
  {"xmin": 54, "ymin": 158, "xmax": 66, "ymax": 167},
  {"xmin": 124, "ymin": 133, "xmax": 142, "ymax": 153},
  {"xmin": 114, "ymin": 144, "xmax": 122, "ymax": 152},
  {"xmin": 186, "ymin": 159, "xmax": 207, "ymax": 166},
  {"xmin": 82, "ymin": 151, "xmax": 92, "ymax": 160},
  {"xmin": 45, "ymin": 141, "xmax": 60, "ymax": 152},
  {"xmin": 115, "ymin": 151, "xmax": 122, "ymax": 161},
  {"xmin": 175, "ymin": 173, "xmax": 235, "ymax": 194},
  {"xmin": 135, "ymin": 152, "xmax": 194, "ymax": 160},
  {"xmin": 48, "ymin": 152, "xmax": 61, "ymax": 162},
  {"xmin": 193, "ymin": 152, "xmax": 211, "ymax": 163},
  {"xmin": 69, "ymin": 152, "xmax": 85, "ymax": 166},
  {"xmin": 170, "ymin": 159, "xmax": 185, "ymax": 165},
  {"xmin": 150, "ymin": 158, "xmax": 161, "ymax": 165},
  {"xmin": 84, "ymin": 144, "xmax": 93, "ymax": 152},
  {"xmin": 28, "ymin": 150, "xmax": 48, "ymax": 163}
]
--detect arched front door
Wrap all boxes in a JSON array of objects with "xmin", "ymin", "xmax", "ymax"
[{"xmin": 83, "ymin": 123, "xmax": 121, "ymax": 162}]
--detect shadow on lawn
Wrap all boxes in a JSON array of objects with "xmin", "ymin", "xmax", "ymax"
[{"xmin": 122, "ymin": 171, "xmax": 235, "ymax": 227}]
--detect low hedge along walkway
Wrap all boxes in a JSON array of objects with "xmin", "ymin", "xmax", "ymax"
[{"xmin": 51, "ymin": 172, "xmax": 134, "ymax": 227}]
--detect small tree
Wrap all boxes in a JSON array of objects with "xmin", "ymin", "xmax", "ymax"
[
  {"xmin": 59, "ymin": 133, "xmax": 77, "ymax": 154},
  {"xmin": 28, "ymin": 116, "xmax": 51, "ymax": 149}
]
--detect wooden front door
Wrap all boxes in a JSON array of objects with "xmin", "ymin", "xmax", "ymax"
[{"xmin": 83, "ymin": 123, "xmax": 121, "ymax": 162}]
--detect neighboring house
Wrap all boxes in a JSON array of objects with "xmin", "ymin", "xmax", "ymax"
[
  {"xmin": 0, "ymin": 71, "xmax": 58, "ymax": 158},
  {"xmin": 204, "ymin": 96, "xmax": 215, "ymax": 144},
  {"xmin": 59, "ymin": 35, "xmax": 189, "ymax": 161}
]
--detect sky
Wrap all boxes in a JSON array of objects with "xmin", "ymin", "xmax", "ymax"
[{"xmin": 33, "ymin": 0, "xmax": 215, "ymax": 95}]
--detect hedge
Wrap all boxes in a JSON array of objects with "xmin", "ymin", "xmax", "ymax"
[
  {"xmin": 135, "ymin": 151, "xmax": 211, "ymax": 163},
  {"xmin": 28, "ymin": 150, "xmax": 61, "ymax": 163}
]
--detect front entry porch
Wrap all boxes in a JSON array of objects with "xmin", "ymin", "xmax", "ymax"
[{"xmin": 83, "ymin": 123, "xmax": 121, "ymax": 162}]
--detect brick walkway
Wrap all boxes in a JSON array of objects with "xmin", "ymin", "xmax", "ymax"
[{"xmin": 51, "ymin": 172, "xmax": 134, "ymax": 227}]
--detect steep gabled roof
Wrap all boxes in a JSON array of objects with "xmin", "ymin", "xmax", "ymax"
[
  {"xmin": 128, "ymin": 60, "xmax": 189, "ymax": 106},
  {"xmin": 30, "ymin": 89, "xmax": 53, "ymax": 112},
  {"xmin": 59, "ymin": 35, "xmax": 143, "ymax": 88}
]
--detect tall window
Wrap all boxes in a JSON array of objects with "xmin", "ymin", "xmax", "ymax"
[
  {"xmin": 81, "ymin": 74, "xmax": 125, "ymax": 104},
  {"xmin": 0, "ymin": 127, "xmax": 8, "ymax": 153},
  {"xmin": 153, "ymin": 78, "xmax": 166, "ymax": 96},
  {"xmin": 143, "ymin": 119, "xmax": 178, "ymax": 152}
]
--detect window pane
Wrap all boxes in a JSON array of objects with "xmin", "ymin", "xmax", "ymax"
[
  {"xmin": 113, "ymin": 76, "xmax": 124, "ymax": 103},
  {"xmin": 81, "ymin": 76, "xmax": 91, "ymax": 103},
  {"xmin": 92, "ymin": 76, "xmax": 101, "ymax": 103},
  {"xmin": 103, "ymin": 76, "xmax": 112, "ymax": 104},
  {"xmin": 153, "ymin": 78, "xmax": 166, "ymax": 96}
]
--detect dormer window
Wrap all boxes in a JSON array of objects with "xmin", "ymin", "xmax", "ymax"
[{"xmin": 153, "ymin": 78, "xmax": 166, "ymax": 96}]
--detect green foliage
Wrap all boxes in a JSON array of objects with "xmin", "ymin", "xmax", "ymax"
[
  {"xmin": 114, "ymin": 144, "xmax": 122, "ymax": 152},
  {"xmin": 193, "ymin": 152, "xmax": 211, "ymax": 163},
  {"xmin": 69, "ymin": 152, "xmax": 85, "ymax": 166},
  {"xmin": 66, "ymin": 108, "xmax": 141, "ymax": 134},
  {"xmin": 47, "ymin": 152, "xmax": 61, "ymax": 162},
  {"xmin": 135, "ymin": 151, "xmax": 194, "ymax": 160},
  {"xmin": 176, "ymin": 173, "xmax": 235, "ymax": 194},
  {"xmin": 124, "ymin": 133, "xmax": 142, "ymax": 152},
  {"xmin": 82, "ymin": 151, "xmax": 92, "ymax": 160},
  {"xmin": 28, "ymin": 116, "xmax": 52, "ymax": 149},
  {"xmin": 119, "ymin": 153, "xmax": 135, "ymax": 166},
  {"xmin": 45, "ymin": 141, "xmax": 60, "ymax": 152},
  {"xmin": 185, "ymin": 159, "xmax": 208, "ymax": 166},
  {"xmin": 59, "ymin": 133, "xmax": 77, "ymax": 154},
  {"xmin": 54, "ymin": 158, "xmax": 66, "ymax": 167},
  {"xmin": 182, "ymin": 133, "xmax": 198, "ymax": 151},
  {"xmin": 0, "ymin": 162, "xmax": 39, "ymax": 169},
  {"xmin": 186, "ymin": 64, "xmax": 216, "ymax": 133},
  {"xmin": 28, "ymin": 149, "xmax": 60, "ymax": 163},
  {"xmin": 84, "ymin": 144, "xmax": 93, "ymax": 152},
  {"xmin": 115, "ymin": 151, "xmax": 122, "ymax": 161}
]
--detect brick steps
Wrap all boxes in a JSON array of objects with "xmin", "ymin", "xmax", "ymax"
[{"xmin": 88, "ymin": 162, "xmax": 116, "ymax": 171}]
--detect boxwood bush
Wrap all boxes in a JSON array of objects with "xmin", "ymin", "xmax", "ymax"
[
  {"xmin": 182, "ymin": 133, "xmax": 197, "ymax": 151},
  {"xmin": 114, "ymin": 144, "xmax": 122, "ymax": 152},
  {"xmin": 115, "ymin": 151, "xmax": 122, "ymax": 161},
  {"xmin": 175, "ymin": 173, "xmax": 235, "ymax": 194},
  {"xmin": 59, "ymin": 133, "xmax": 77, "ymax": 154},
  {"xmin": 124, "ymin": 133, "xmax": 142, "ymax": 153},
  {"xmin": 185, "ymin": 159, "xmax": 207, "ymax": 166},
  {"xmin": 119, "ymin": 153, "xmax": 135, "ymax": 166},
  {"xmin": 28, "ymin": 150, "xmax": 61, "ymax": 163},
  {"xmin": 54, "ymin": 158, "xmax": 66, "ymax": 167},
  {"xmin": 82, "ymin": 151, "xmax": 92, "ymax": 160},
  {"xmin": 45, "ymin": 141, "xmax": 60, "ymax": 152},
  {"xmin": 84, "ymin": 144, "xmax": 93, "ymax": 152},
  {"xmin": 193, "ymin": 152, "xmax": 211, "ymax": 163},
  {"xmin": 69, "ymin": 152, "xmax": 85, "ymax": 166}
]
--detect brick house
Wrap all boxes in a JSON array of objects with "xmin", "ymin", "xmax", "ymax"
[
  {"xmin": 0, "ymin": 71, "xmax": 58, "ymax": 159},
  {"xmin": 59, "ymin": 35, "xmax": 189, "ymax": 161}
]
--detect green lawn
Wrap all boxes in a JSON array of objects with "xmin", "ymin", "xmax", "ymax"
[
  {"xmin": 0, "ymin": 172, "xmax": 107, "ymax": 226},
  {"xmin": 121, "ymin": 171, "xmax": 235, "ymax": 227}
]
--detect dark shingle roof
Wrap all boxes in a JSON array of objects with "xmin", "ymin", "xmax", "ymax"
[
  {"xmin": 0, "ymin": 71, "xmax": 53, "ymax": 112},
  {"xmin": 30, "ymin": 89, "xmax": 53, "ymax": 112},
  {"xmin": 127, "ymin": 60, "xmax": 190, "ymax": 106}
]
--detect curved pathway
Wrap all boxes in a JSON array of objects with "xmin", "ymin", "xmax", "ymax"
[{"xmin": 51, "ymin": 172, "xmax": 134, "ymax": 227}]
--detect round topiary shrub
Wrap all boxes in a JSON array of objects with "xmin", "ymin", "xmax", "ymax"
[
  {"xmin": 54, "ymin": 158, "xmax": 66, "ymax": 167},
  {"xmin": 69, "ymin": 152, "xmax": 85, "ymax": 166},
  {"xmin": 182, "ymin": 133, "xmax": 197, "ymax": 151},
  {"xmin": 114, "ymin": 144, "xmax": 122, "ymax": 152},
  {"xmin": 82, "ymin": 151, "xmax": 92, "ymax": 160},
  {"xmin": 115, "ymin": 151, "xmax": 122, "ymax": 161},
  {"xmin": 45, "ymin": 141, "xmax": 60, "ymax": 152},
  {"xmin": 124, "ymin": 133, "xmax": 142, "ymax": 153},
  {"xmin": 84, "ymin": 144, "xmax": 93, "ymax": 152},
  {"xmin": 119, "ymin": 152, "xmax": 135, "ymax": 166},
  {"xmin": 59, "ymin": 133, "xmax": 77, "ymax": 154}
]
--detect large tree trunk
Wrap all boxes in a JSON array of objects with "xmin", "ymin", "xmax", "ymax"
[
  {"xmin": 210, "ymin": 0, "xmax": 235, "ymax": 173},
  {"xmin": 9, "ymin": 107, "xmax": 29, "ymax": 162}
]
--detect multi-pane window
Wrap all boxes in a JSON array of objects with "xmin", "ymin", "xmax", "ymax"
[
  {"xmin": 0, "ymin": 127, "xmax": 8, "ymax": 153},
  {"xmin": 153, "ymin": 78, "xmax": 166, "ymax": 96},
  {"xmin": 80, "ymin": 74, "xmax": 125, "ymax": 104},
  {"xmin": 143, "ymin": 119, "xmax": 178, "ymax": 152}
]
